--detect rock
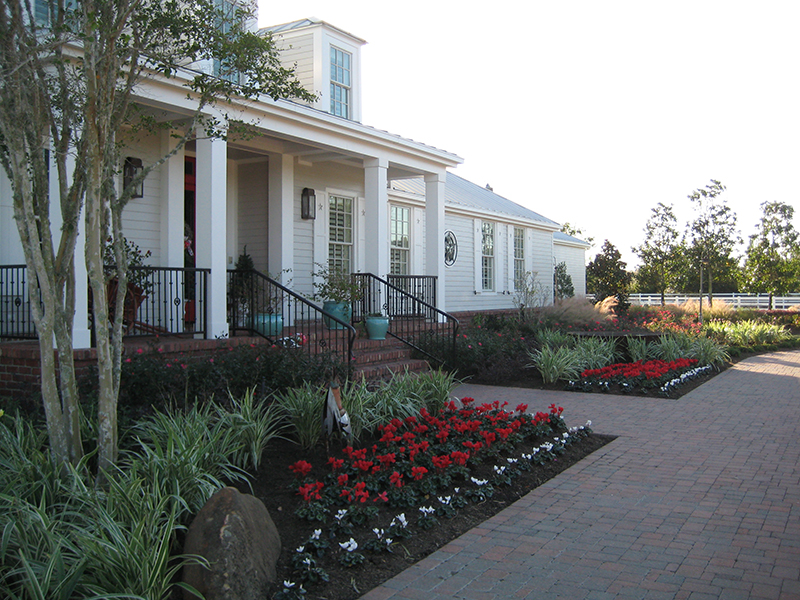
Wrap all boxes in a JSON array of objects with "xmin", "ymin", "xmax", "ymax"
[{"xmin": 183, "ymin": 487, "xmax": 281, "ymax": 600}]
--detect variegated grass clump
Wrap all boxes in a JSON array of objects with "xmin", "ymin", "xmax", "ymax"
[
  {"xmin": 704, "ymin": 319, "xmax": 791, "ymax": 347},
  {"xmin": 651, "ymin": 332, "xmax": 729, "ymax": 367},
  {"xmin": 527, "ymin": 345, "xmax": 583, "ymax": 384},
  {"xmin": 0, "ymin": 395, "xmax": 283, "ymax": 600},
  {"xmin": 572, "ymin": 336, "xmax": 619, "ymax": 371},
  {"xmin": 626, "ymin": 336, "xmax": 657, "ymax": 363}
]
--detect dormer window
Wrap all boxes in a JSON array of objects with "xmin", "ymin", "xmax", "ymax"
[{"xmin": 330, "ymin": 46, "xmax": 351, "ymax": 118}]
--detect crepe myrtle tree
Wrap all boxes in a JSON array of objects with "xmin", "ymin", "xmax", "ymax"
[
  {"xmin": 632, "ymin": 202, "xmax": 680, "ymax": 305},
  {"xmin": 741, "ymin": 201, "xmax": 800, "ymax": 309},
  {"xmin": 0, "ymin": 0, "xmax": 314, "ymax": 471},
  {"xmin": 684, "ymin": 180, "xmax": 741, "ymax": 313}
]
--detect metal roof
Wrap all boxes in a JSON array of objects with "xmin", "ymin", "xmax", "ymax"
[
  {"xmin": 391, "ymin": 173, "xmax": 561, "ymax": 228},
  {"xmin": 553, "ymin": 231, "xmax": 591, "ymax": 247}
]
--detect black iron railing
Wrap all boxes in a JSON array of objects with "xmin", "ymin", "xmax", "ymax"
[
  {"xmin": 0, "ymin": 265, "xmax": 36, "ymax": 339},
  {"xmin": 114, "ymin": 266, "xmax": 210, "ymax": 337},
  {"xmin": 387, "ymin": 275, "xmax": 437, "ymax": 313},
  {"xmin": 227, "ymin": 269, "xmax": 356, "ymax": 377},
  {"xmin": 352, "ymin": 273, "xmax": 459, "ymax": 366}
]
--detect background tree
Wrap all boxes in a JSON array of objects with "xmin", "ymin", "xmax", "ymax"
[
  {"xmin": 684, "ymin": 180, "xmax": 741, "ymax": 308},
  {"xmin": 741, "ymin": 201, "xmax": 800, "ymax": 308},
  {"xmin": 586, "ymin": 240, "xmax": 632, "ymax": 309},
  {"xmin": 632, "ymin": 202, "xmax": 680, "ymax": 305},
  {"xmin": 553, "ymin": 261, "xmax": 574, "ymax": 301},
  {"xmin": 0, "ymin": 0, "xmax": 313, "ymax": 470}
]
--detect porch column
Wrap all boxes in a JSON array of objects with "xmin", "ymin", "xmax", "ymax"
[
  {"xmin": 425, "ymin": 171, "xmax": 446, "ymax": 315},
  {"xmin": 364, "ymin": 157, "xmax": 389, "ymax": 277},
  {"xmin": 160, "ymin": 130, "xmax": 185, "ymax": 267},
  {"xmin": 60, "ymin": 150, "xmax": 91, "ymax": 348},
  {"xmin": 268, "ymin": 153, "xmax": 294, "ymax": 277},
  {"xmin": 195, "ymin": 132, "xmax": 228, "ymax": 339}
]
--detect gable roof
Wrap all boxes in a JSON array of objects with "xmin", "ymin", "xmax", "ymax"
[{"xmin": 391, "ymin": 172, "xmax": 560, "ymax": 229}]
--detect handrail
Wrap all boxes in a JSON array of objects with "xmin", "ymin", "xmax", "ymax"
[
  {"xmin": 352, "ymin": 273, "xmax": 459, "ymax": 366},
  {"xmin": 227, "ymin": 269, "xmax": 356, "ymax": 379}
]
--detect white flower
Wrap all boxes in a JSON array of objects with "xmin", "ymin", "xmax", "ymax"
[
  {"xmin": 385, "ymin": 538, "xmax": 393, "ymax": 545},
  {"xmin": 419, "ymin": 506, "xmax": 436, "ymax": 515},
  {"xmin": 507, "ymin": 457, "xmax": 518, "ymax": 464},
  {"xmin": 339, "ymin": 538, "xmax": 358, "ymax": 552},
  {"xmin": 454, "ymin": 487, "xmax": 460, "ymax": 493},
  {"xmin": 471, "ymin": 477, "xmax": 488, "ymax": 486},
  {"xmin": 586, "ymin": 420, "xmax": 592, "ymax": 427},
  {"xmin": 295, "ymin": 545, "xmax": 305, "ymax": 553},
  {"xmin": 493, "ymin": 465, "xmax": 506, "ymax": 474},
  {"xmin": 438, "ymin": 495, "xmax": 451, "ymax": 505},
  {"xmin": 311, "ymin": 529, "xmax": 322, "ymax": 540},
  {"xmin": 373, "ymin": 528, "xmax": 384, "ymax": 538},
  {"xmin": 284, "ymin": 581, "xmax": 296, "ymax": 588},
  {"xmin": 522, "ymin": 453, "xmax": 532, "ymax": 460},
  {"xmin": 335, "ymin": 509, "xmax": 348, "ymax": 521},
  {"xmin": 303, "ymin": 557, "xmax": 312, "ymax": 566}
]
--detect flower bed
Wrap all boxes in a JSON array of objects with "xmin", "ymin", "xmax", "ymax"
[
  {"xmin": 566, "ymin": 358, "xmax": 704, "ymax": 396},
  {"xmin": 258, "ymin": 399, "xmax": 600, "ymax": 600}
]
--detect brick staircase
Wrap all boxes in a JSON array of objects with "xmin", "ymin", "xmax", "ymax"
[{"xmin": 351, "ymin": 336, "xmax": 431, "ymax": 381}]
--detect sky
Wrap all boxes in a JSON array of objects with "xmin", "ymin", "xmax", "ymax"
[{"xmin": 257, "ymin": 1, "xmax": 800, "ymax": 267}]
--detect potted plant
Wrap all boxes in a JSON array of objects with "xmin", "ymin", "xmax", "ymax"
[
  {"xmin": 312, "ymin": 263, "xmax": 364, "ymax": 329},
  {"xmin": 365, "ymin": 311, "xmax": 390, "ymax": 340},
  {"xmin": 101, "ymin": 237, "xmax": 153, "ymax": 332},
  {"xmin": 230, "ymin": 246, "xmax": 255, "ymax": 327},
  {"xmin": 254, "ymin": 271, "xmax": 290, "ymax": 338}
]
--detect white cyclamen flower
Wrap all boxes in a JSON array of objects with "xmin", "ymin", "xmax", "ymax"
[
  {"xmin": 335, "ymin": 509, "xmax": 348, "ymax": 521},
  {"xmin": 373, "ymin": 528, "xmax": 384, "ymax": 538},
  {"xmin": 295, "ymin": 545, "xmax": 305, "ymax": 553},
  {"xmin": 470, "ymin": 477, "xmax": 488, "ymax": 486},
  {"xmin": 283, "ymin": 581, "xmax": 296, "ymax": 588},
  {"xmin": 311, "ymin": 529, "xmax": 322, "ymax": 540},
  {"xmin": 339, "ymin": 538, "xmax": 358, "ymax": 552}
]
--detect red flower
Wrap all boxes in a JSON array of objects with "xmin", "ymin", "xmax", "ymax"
[
  {"xmin": 328, "ymin": 457, "xmax": 344, "ymax": 471},
  {"xmin": 411, "ymin": 466, "xmax": 428, "ymax": 481},
  {"xmin": 338, "ymin": 473, "xmax": 349, "ymax": 487},
  {"xmin": 290, "ymin": 460, "xmax": 313, "ymax": 478},
  {"xmin": 389, "ymin": 471, "xmax": 404, "ymax": 488},
  {"xmin": 374, "ymin": 491, "xmax": 388, "ymax": 503}
]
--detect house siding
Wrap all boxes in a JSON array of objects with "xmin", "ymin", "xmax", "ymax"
[
  {"xmin": 554, "ymin": 243, "xmax": 587, "ymax": 297},
  {"xmin": 274, "ymin": 32, "xmax": 315, "ymax": 97},
  {"xmin": 119, "ymin": 136, "xmax": 164, "ymax": 265},
  {"xmin": 237, "ymin": 161, "xmax": 269, "ymax": 272}
]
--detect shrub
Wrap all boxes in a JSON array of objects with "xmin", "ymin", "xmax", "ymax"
[
  {"xmin": 703, "ymin": 319, "xmax": 792, "ymax": 347},
  {"xmin": 690, "ymin": 336, "xmax": 730, "ymax": 367},
  {"xmin": 626, "ymin": 336, "xmax": 656, "ymax": 363},
  {"xmin": 651, "ymin": 333, "xmax": 696, "ymax": 362}
]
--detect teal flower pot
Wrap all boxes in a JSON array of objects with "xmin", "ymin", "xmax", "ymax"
[
  {"xmin": 365, "ymin": 316, "xmax": 390, "ymax": 340},
  {"xmin": 255, "ymin": 313, "xmax": 283, "ymax": 337},
  {"xmin": 323, "ymin": 301, "xmax": 351, "ymax": 329}
]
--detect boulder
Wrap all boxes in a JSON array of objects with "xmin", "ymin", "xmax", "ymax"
[{"xmin": 183, "ymin": 487, "xmax": 281, "ymax": 600}]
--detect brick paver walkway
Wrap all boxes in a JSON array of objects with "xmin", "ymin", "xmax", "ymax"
[{"xmin": 362, "ymin": 350, "xmax": 800, "ymax": 600}]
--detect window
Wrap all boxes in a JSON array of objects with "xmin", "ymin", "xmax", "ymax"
[
  {"xmin": 513, "ymin": 227, "xmax": 525, "ymax": 288},
  {"xmin": 328, "ymin": 195, "xmax": 353, "ymax": 273},
  {"xmin": 481, "ymin": 222, "xmax": 495, "ymax": 291},
  {"xmin": 330, "ymin": 47, "xmax": 351, "ymax": 118},
  {"xmin": 390, "ymin": 205, "xmax": 410, "ymax": 275},
  {"xmin": 213, "ymin": 0, "xmax": 240, "ymax": 83}
]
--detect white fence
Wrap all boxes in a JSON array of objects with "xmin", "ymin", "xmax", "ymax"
[{"xmin": 629, "ymin": 293, "xmax": 800, "ymax": 310}]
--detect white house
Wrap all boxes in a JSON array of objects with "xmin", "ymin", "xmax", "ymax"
[{"xmin": 0, "ymin": 15, "xmax": 587, "ymax": 347}]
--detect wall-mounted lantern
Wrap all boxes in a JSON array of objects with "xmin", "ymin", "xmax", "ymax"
[
  {"xmin": 123, "ymin": 157, "xmax": 144, "ymax": 198},
  {"xmin": 301, "ymin": 187, "xmax": 316, "ymax": 220}
]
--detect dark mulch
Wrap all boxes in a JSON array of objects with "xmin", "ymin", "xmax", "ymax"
[{"xmin": 247, "ymin": 432, "xmax": 614, "ymax": 600}]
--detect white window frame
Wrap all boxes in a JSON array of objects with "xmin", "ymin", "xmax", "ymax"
[
  {"xmin": 328, "ymin": 194, "xmax": 354, "ymax": 273},
  {"xmin": 481, "ymin": 221, "xmax": 495, "ymax": 292},
  {"xmin": 389, "ymin": 204, "xmax": 411, "ymax": 275},
  {"xmin": 513, "ymin": 227, "xmax": 525, "ymax": 291},
  {"xmin": 330, "ymin": 46, "xmax": 352, "ymax": 119}
]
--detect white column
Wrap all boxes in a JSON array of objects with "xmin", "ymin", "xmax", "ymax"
[
  {"xmin": 53, "ymin": 150, "xmax": 92, "ymax": 348},
  {"xmin": 425, "ymin": 172, "xmax": 446, "ymax": 314},
  {"xmin": 195, "ymin": 132, "xmax": 229, "ymax": 339},
  {"xmin": 364, "ymin": 158, "xmax": 389, "ymax": 276},
  {"xmin": 160, "ymin": 130, "xmax": 185, "ymax": 268},
  {"xmin": 268, "ymin": 153, "xmax": 294, "ymax": 277}
]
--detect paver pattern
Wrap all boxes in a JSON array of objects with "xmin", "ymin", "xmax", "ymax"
[{"xmin": 361, "ymin": 350, "xmax": 800, "ymax": 600}]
